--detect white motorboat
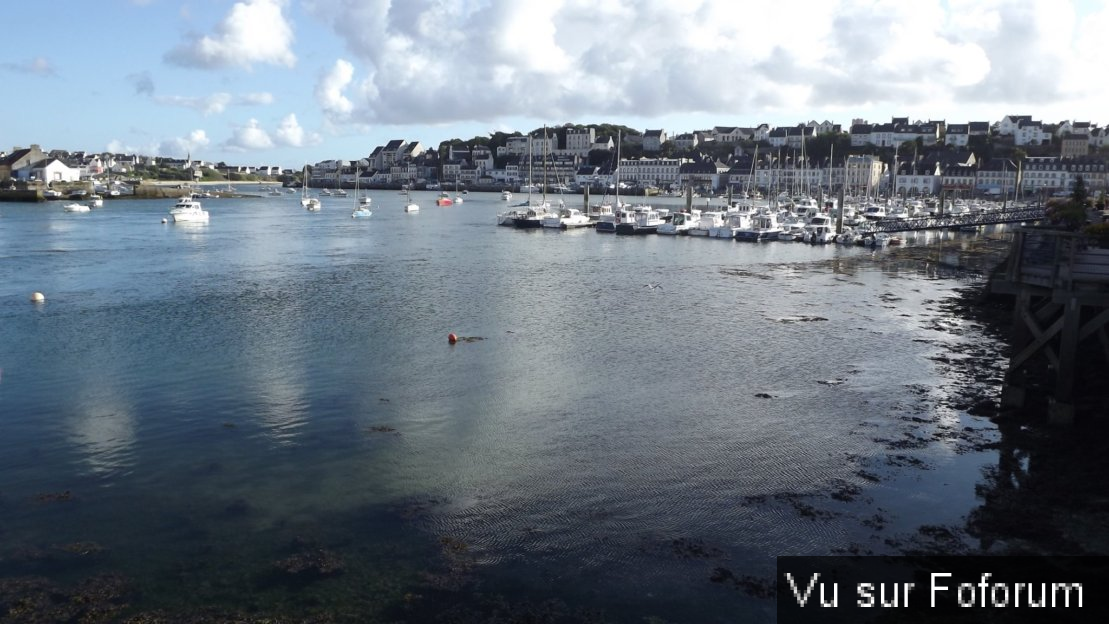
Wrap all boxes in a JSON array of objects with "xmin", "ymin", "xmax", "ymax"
[
  {"xmin": 63, "ymin": 202, "xmax": 91, "ymax": 213},
  {"xmin": 542, "ymin": 207, "xmax": 593, "ymax": 229},
  {"xmin": 169, "ymin": 197, "xmax": 209, "ymax": 223},
  {"xmin": 657, "ymin": 210, "xmax": 699, "ymax": 235},
  {"xmin": 802, "ymin": 215, "xmax": 836, "ymax": 243},
  {"xmin": 709, "ymin": 210, "xmax": 753, "ymax": 238},
  {"xmin": 87, "ymin": 194, "xmax": 104, "ymax": 208},
  {"xmin": 616, "ymin": 205, "xmax": 665, "ymax": 235},
  {"xmin": 736, "ymin": 211, "xmax": 783, "ymax": 241},
  {"xmin": 501, "ymin": 190, "xmax": 512, "ymax": 201},
  {"xmin": 688, "ymin": 211, "xmax": 723, "ymax": 237},
  {"xmin": 778, "ymin": 222, "xmax": 806, "ymax": 241},
  {"xmin": 862, "ymin": 203, "xmax": 887, "ymax": 221},
  {"xmin": 883, "ymin": 205, "xmax": 910, "ymax": 220}
]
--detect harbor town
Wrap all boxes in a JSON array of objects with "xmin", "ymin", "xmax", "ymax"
[{"xmin": 3, "ymin": 115, "xmax": 1109, "ymax": 202}]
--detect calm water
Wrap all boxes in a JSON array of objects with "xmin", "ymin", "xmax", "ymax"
[{"xmin": 0, "ymin": 190, "xmax": 1005, "ymax": 622}]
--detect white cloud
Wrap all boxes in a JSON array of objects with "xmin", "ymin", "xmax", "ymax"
[
  {"xmin": 315, "ymin": 59, "xmax": 355, "ymax": 120},
  {"xmin": 151, "ymin": 92, "xmax": 275, "ymax": 115},
  {"xmin": 154, "ymin": 93, "xmax": 233, "ymax": 115},
  {"xmin": 238, "ymin": 92, "xmax": 275, "ymax": 106},
  {"xmin": 165, "ymin": 0, "xmax": 296, "ymax": 70},
  {"xmin": 108, "ymin": 129, "xmax": 210, "ymax": 158},
  {"xmin": 223, "ymin": 118, "xmax": 275, "ymax": 151},
  {"xmin": 274, "ymin": 113, "xmax": 322, "ymax": 147},
  {"xmin": 302, "ymin": 0, "xmax": 1109, "ymax": 128}
]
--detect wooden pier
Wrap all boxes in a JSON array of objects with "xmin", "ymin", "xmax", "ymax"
[{"xmin": 990, "ymin": 227, "xmax": 1109, "ymax": 424}]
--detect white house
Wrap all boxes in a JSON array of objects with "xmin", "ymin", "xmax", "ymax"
[
  {"xmin": 1014, "ymin": 120, "xmax": 1049, "ymax": 146},
  {"xmin": 712, "ymin": 126, "xmax": 745, "ymax": 143},
  {"xmin": 945, "ymin": 124, "xmax": 969, "ymax": 147},
  {"xmin": 23, "ymin": 158, "xmax": 81, "ymax": 183},
  {"xmin": 997, "ymin": 115, "xmax": 1033, "ymax": 136}
]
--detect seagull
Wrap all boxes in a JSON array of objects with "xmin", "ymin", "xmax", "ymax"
[{"xmin": 643, "ymin": 283, "xmax": 663, "ymax": 290}]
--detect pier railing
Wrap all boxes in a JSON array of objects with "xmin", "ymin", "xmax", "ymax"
[
  {"xmin": 1002, "ymin": 227, "xmax": 1109, "ymax": 294},
  {"xmin": 854, "ymin": 205, "xmax": 1046, "ymax": 234}
]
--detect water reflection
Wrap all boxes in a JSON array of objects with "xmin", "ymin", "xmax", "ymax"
[{"xmin": 67, "ymin": 385, "xmax": 137, "ymax": 476}]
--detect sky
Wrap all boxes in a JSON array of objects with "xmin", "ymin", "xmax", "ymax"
[{"xmin": 2, "ymin": 0, "xmax": 1108, "ymax": 170}]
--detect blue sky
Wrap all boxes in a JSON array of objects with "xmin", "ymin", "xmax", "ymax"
[{"xmin": 3, "ymin": 0, "xmax": 1107, "ymax": 169}]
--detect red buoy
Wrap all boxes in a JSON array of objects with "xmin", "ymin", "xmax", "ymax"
[{"xmin": 448, "ymin": 333, "xmax": 458, "ymax": 344}]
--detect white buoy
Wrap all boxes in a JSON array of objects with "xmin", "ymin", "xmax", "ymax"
[
  {"xmin": 161, "ymin": 218, "xmax": 168, "ymax": 223},
  {"xmin": 30, "ymin": 292, "xmax": 45, "ymax": 303}
]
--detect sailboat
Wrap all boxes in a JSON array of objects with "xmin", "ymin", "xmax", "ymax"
[
  {"xmin": 453, "ymin": 178, "xmax": 464, "ymax": 204},
  {"xmin": 351, "ymin": 168, "xmax": 372, "ymax": 218},
  {"xmin": 596, "ymin": 131, "xmax": 623, "ymax": 233},
  {"xmin": 403, "ymin": 186, "xmax": 419, "ymax": 213},
  {"xmin": 301, "ymin": 165, "xmax": 321, "ymax": 211},
  {"xmin": 512, "ymin": 127, "xmax": 554, "ymax": 228}
]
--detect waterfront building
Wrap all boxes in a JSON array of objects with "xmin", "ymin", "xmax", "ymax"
[
  {"xmin": 618, "ymin": 156, "xmax": 685, "ymax": 188},
  {"xmin": 892, "ymin": 160, "xmax": 942, "ymax": 196},
  {"xmin": 845, "ymin": 155, "xmax": 884, "ymax": 194},
  {"xmin": 975, "ymin": 158, "xmax": 1020, "ymax": 196}
]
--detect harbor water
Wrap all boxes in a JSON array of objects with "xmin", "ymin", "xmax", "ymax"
[{"xmin": 0, "ymin": 190, "xmax": 1010, "ymax": 622}]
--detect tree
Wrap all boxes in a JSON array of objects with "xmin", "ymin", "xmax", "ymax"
[{"xmin": 1072, "ymin": 174, "xmax": 1089, "ymax": 207}]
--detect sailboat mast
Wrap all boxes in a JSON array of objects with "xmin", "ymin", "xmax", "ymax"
[
  {"xmin": 615, "ymin": 130, "xmax": 621, "ymax": 209},
  {"xmin": 543, "ymin": 126, "xmax": 548, "ymax": 204}
]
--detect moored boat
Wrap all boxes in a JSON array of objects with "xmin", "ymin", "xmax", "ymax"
[
  {"xmin": 688, "ymin": 211, "xmax": 723, "ymax": 237},
  {"xmin": 169, "ymin": 196, "xmax": 209, "ymax": 223},
  {"xmin": 615, "ymin": 205, "xmax": 665, "ymax": 235},
  {"xmin": 542, "ymin": 207, "xmax": 593, "ymax": 229},
  {"xmin": 657, "ymin": 210, "xmax": 699, "ymax": 235}
]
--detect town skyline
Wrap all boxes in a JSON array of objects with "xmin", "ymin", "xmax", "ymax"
[{"xmin": 4, "ymin": 0, "xmax": 1108, "ymax": 168}]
